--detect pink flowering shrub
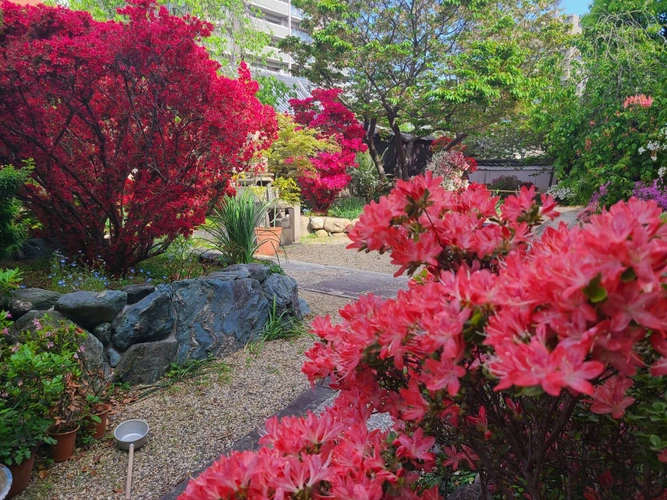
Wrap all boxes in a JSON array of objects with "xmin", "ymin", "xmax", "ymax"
[
  {"xmin": 623, "ymin": 94, "xmax": 654, "ymax": 109},
  {"xmin": 290, "ymin": 89, "xmax": 367, "ymax": 212},
  {"xmin": 181, "ymin": 174, "xmax": 667, "ymax": 499},
  {"xmin": 426, "ymin": 150, "xmax": 477, "ymax": 191}
]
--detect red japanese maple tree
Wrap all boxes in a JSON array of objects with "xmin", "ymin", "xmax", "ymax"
[
  {"xmin": 0, "ymin": 0, "xmax": 276, "ymax": 273},
  {"xmin": 289, "ymin": 89, "xmax": 366, "ymax": 212}
]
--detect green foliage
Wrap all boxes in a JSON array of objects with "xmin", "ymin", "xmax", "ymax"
[
  {"xmin": 0, "ymin": 318, "xmax": 84, "ymax": 466},
  {"xmin": 348, "ymin": 153, "xmax": 395, "ymax": 203},
  {"xmin": 49, "ymin": 252, "xmax": 111, "ymax": 292},
  {"xmin": 283, "ymin": 0, "xmax": 568, "ymax": 177},
  {"xmin": 0, "ymin": 267, "xmax": 22, "ymax": 300},
  {"xmin": 272, "ymin": 177, "xmax": 302, "ymax": 205},
  {"xmin": 540, "ymin": 0, "xmax": 667, "ymax": 204},
  {"xmin": 260, "ymin": 297, "xmax": 306, "ymax": 342},
  {"xmin": 255, "ymin": 75, "xmax": 297, "ymax": 108},
  {"xmin": 488, "ymin": 175, "xmax": 523, "ymax": 192},
  {"xmin": 204, "ymin": 191, "xmax": 273, "ymax": 265},
  {"xmin": 0, "ymin": 161, "xmax": 32, "ymax": 259},
  {"xmin": 264, "ymin": 114, "xmax": 339, "ymax": 180},
  {"xmin": 327, "ymin": 197, "xmax": 366, "ymax": 220}
]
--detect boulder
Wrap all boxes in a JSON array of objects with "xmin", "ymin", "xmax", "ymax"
[
  {"xmin": 111, "ymin": 285, "xmax": 175, "ymax": 351},
  {"xmin": 4, "ymin": 288, "xmax": 60, "ymax": 319},
  {"xmin": 298, "ymin": 298, "xmax": 313, "ymax": 316},
  {"xmin": 197, "ymin": 248, "xmax": 223, "ymax": 264},
  {"xmin": 105, "ymin": 347, "xmax": 122, "ymax": 368},
  {"xmin": 15, "ymin": 238, "xmax": 61, "ymax": 260},
  {"xmin": 114, "ymin": 340, "xmax": 178, "ymax": 385},
  {"xmin": 9, "ymin": 310, "xmax": 65, "ymax": 342},
  {"xmin": 323, "ymin": 217, "xmax": 352, "ymax": 233},
  {"xmin": 80, "ymin": 332, "xmax": 111, "ymax": 380},
  {"xmin": 223, "ymin": 264, "xmax": 269, "ymax": 283},
  {"xmin": 309, "ymin": 217, "xmax": 325, "ymax": 231},
  {"xmin": 314, "ymin": 229, "xmax": 328, "ymax": 238},
  {"xmin": 121, "ymin": 284, "xmax": 156, "ymax": 305},
  {"xmin": 262, "ymin": 274, "xmax": 301, "ymax": 318},
  {"xmin": 92, "ymin": 322, "xmax": 112, "ymax": 346},
  {"xmin": 55, "ymin": 290, "xmax": 127, "ymax": 330},
  {"xmin": 171, "ymin": 278, "xmax": 270, "ymax": 362},
  {"xmin": 207, "ymin": 269, "xmax": 252, "ymax": 281}
]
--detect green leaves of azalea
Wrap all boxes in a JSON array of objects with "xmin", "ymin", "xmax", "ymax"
[{"xmin": 583, "ymin": 273, "xmax": 608, "ymax": 303}]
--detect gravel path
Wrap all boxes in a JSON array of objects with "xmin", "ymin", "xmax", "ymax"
[
  {"xmin": 283, "ymin": 239, "xmax": 400, "ymax": 275},
  {"xmin": 17, "ymin": 290, "xmax": 352, "ymax": 500}
]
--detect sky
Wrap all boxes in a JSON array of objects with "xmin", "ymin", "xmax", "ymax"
[{"xmin": 560, "ymin": 0, "xmax": 591, "ymax": 16}]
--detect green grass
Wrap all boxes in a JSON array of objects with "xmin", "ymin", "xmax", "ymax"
[{"xmin": 327, "ymin": 197, "xmax": 366, "ymax": 220}]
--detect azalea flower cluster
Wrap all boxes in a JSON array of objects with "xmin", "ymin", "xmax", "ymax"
[
  {"xmin": 182, "ymin": 175, "xmax": 667, "ymax": 499},
  {"xmin": 289, "ymin": 89, "xmax": 367, "ymax": 212},
  {"xmin": 623, "ymin": 94, "xmax": 654, "ymax": 109},
  {"xmin": 425, "ymin": 150, "xmax": 478, "ymax": 191}
]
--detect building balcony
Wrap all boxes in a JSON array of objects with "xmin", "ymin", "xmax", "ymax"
[
  {"xmin": 248, "ymin": 0, "xmax": 290, "ymax": 18},
  {"xmin": 250, "ymin": 16, "xmax": 290, "ymax": 40}
]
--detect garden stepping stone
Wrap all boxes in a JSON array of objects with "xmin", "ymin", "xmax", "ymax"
[{"xmin": 55, "ymin": 290, "xmax": 127, "ymax": 330}]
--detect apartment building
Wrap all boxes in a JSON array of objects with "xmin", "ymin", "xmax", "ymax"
[{"xmin": 247, "ymin": 0, "xmax": 311, "ymax": 73}]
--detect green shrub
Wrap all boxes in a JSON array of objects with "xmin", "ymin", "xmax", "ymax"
[
  {"xmin": 348, "ymin": 152, "xmax": 394, "ymax": 203},
  {"xmin": 0, "ymin": 267, "xmax": 22, "ymax": 300},
  {"xmin": 272, "ymin": 176, "xmax": 301, "ymax": 205},
  {"xmin": 0, "ymin": 161, "xmax": 32, "ymax": 259},
  {"xmin": 328, "ymin": 197, "xmax": 366, "ymax": 220}
]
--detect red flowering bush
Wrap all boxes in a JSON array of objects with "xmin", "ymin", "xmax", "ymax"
[
  {"xmin": 0, "ymin": 0, "xmax": 276, "ymax": 273},
  {"xmin": 289, "ymin": 89, "xmax": 366, "ymax": 212},
  {"xmin": 181, "ymin": 175, "xmax": 667, "ymax": 499}
]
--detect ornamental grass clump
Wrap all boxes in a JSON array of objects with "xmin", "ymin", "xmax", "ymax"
[
  {"xmin": 205, "ymin": 191, "xmax": 272, "ymax": 265},
  {"xmin": 182, "ymin": 174, "xmax": 667, "ymax": 500}
]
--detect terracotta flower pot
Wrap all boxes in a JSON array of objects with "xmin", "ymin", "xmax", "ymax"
[
  {"xmin": 48, "ymin": 426, "xmax": 79, "ymax": 463},
  {"xmin": 85, "ymin": 404, "xmax": 111, "ymax": 440},
  {"xmin": 255, "ymin": 227, "xmax": 282, "ymax": 256},
  {"xmin": 6, "ymin": 453, "xmax": 35, "ymax": 499}
]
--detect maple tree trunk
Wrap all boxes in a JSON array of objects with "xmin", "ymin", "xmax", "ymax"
[
  {"xmin": 389, "ymin": 118, "xmax": 408, "ymax": 180},
  {"xmin": 363, "ymin": 116, "xmax": 385, "ymax": 178}
]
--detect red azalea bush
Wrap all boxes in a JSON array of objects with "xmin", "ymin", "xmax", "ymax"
[
  {"xmin": 181, "ymin": 174, "xmax": 667, "ymax": 500},
  {"xmin": 289, "ymin": 89, "xmax": 366, "ymax": 212},
  {"xmin": 0, "ymin": 0, "xmax": 276, "ymax": 273}
]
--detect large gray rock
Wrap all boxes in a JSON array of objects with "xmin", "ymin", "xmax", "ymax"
[
  {"xmin": 171, "ymin": 278, "xmax": 270, "ymax": 363},
  {"xmin": 92, "ymin": 322, "xmax": 112, "ymax": 346},
  {"xmin": 207, "ymin": 269, "xmax": 251, "ymax": 281},
  {"xmin": 9, "ymin": 310, "xmax": 70, "ymax": 340},
  {"xmin": 121, "ymin": 284, "xmax": 156, "ymax": 305},
  {"xmin": 223, "ymin": 264, "xmax": 270, "ymax": 283},
  {"xmin": 114, "ymin": 340, "xmax": 178, "ymax": 385},
  {"xmin": 55, "ymin": 290, "xmax": 127, "ymax": 330},
  {"xmin": 262, "ymin": 274, "xmax": 301, "ymax": 318},
  {"xmin": 4, "ymin": 288, "xmax": 60, "ymax": 319},
  {"xmin": 111, "ymin": 285, "xmax": 175, "ymax": 351},
  {"xmin": 15, "ymin": 238, "xmax": 61, "ymax": 260},
  {"xmin": 323, "ymin": 217, "xmax": 352, "ymax": 233},
  {"xmin": 80, "ymin": 332, "xmax": 111, "ymax": 380}
]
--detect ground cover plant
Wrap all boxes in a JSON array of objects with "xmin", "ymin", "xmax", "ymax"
[
  {"xmin": 0, "ymin": 0, "xmax": 276, "ymax": 274},
  {"xmin": 181, "ymin": 174, "xmax": 667, "ymax": 499}
]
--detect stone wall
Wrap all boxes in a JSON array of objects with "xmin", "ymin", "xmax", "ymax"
[
  {"xmin": 300, "ymin": 216, "xmax": 360, "ymax": 238},
  {"xmin": 4, "ymin": 264, "xmax": 309, "ymax": 385}
]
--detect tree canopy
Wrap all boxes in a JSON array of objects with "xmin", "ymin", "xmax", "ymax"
[{"xmin": 281, "ymin": 0, "xmax": 569, "ymax": 178}]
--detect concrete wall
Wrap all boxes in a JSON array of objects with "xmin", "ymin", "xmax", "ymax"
[{"xmin": 469, "ymin": 166, "xmax": 553, "ymax": 192}]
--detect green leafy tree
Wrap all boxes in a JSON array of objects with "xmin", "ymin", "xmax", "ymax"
[
  {"xmin": 264, "ymin": 113, "xmax": 339, "ymax": 179},
  {"xmin": 0, "ymin": 161, "xmax": 32, "ymax": 259},
  {"xmin": 282, "ymin": 0, "xmax": 568, "ymax": 179},
  {"xmin": 540, "ymin": 0, "xmax": 667, "ymax": 204}
]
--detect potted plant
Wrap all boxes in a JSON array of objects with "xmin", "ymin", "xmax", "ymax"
[
  {"xmin": 0, "ymin": 342, "xmax": 71, "ymax": 497},
  {"xmin": 47, "ymin": 370, "xmax": 83, "ymax": 462},
  {"xmin": 80, "ymin": 368, "xmax": 113, "ymax": 440}
]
